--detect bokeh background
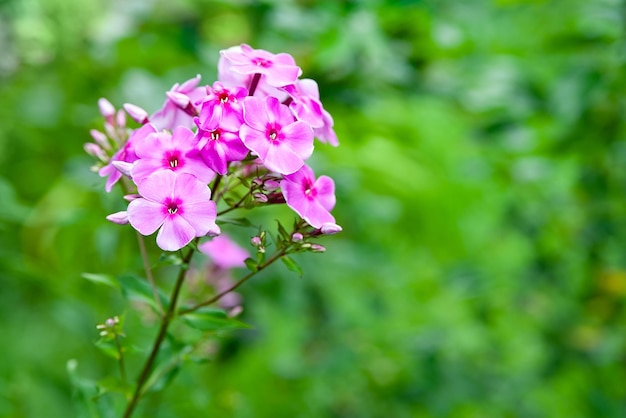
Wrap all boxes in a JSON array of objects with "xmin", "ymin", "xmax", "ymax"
[{"xmin": 2, "ymin": 0, "xmax": 626, "ymax": 416}]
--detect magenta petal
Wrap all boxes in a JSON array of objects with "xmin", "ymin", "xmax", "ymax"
[
  {"xmin": 128, "ymin": 199, "xmax": 167, "ymax": 235},
  {"xmin": 156, "ymin": 216, "xmax": 196, "ymax": 251}
]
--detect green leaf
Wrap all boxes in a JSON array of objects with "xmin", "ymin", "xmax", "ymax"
[
  {"xmin": 81, "ymin": 273, "xmax": 119, "ymax": 289},
  {"xmin": 217, "ymin": 217, "xmax": 253, "ymax": 227},
  {"xmin": 244, "ymin": 257, "xmax": 258, "ymax": 272},
  {"xmin": 117, "ymin": 274, "xmax": 167, "ymax": 313},
  {"xmin": 157, "ymin": 253, "xmax": 183, "ymax": 266},
  {"xmin": 181, "ymin": 308, "xmax": 251, "ymax": 332},
  {"xmin": 94, "ymin": 339, "xmax": 118, "ymax": 360},
  {"xmin": 276, "ymin": 219, "xmax": 289, "ymax": 240},
  {"xmin": 281, "ymin": 255, "xmax": 303, "ymax": 277}
]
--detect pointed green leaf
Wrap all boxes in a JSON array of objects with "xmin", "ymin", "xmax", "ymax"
[
  {"xmin": 81, "ymin": 273, "xmax": 119, "ymax": 289},
  {"xmin": 281, "ymin": 255, "xmax": 303, "ymax": 277},
  {"xmin": 244, "ymin": 257, "xmax": 258, "ymax": 272},
  {"xmin": 117, "ymin": 274, "xmax": 168, "ymax": 313},
  {"xmin": 181, "ymin": 308, "xmax": 251, "ymax": 332}
]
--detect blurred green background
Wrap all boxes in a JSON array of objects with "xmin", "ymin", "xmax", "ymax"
[{"xmin": 2, "ymin": 0, "xmax": 626, "ymax": 416}]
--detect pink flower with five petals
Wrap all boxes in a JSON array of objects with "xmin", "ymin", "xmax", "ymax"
[
  {"xmin": 240, "ymin": 96, "xmax": 314, "ymax": 175},
  {"xmin": 127, "ymin": 170, "xmax": 219, "ymax": 251},
  {"xmin": 280, "ymin": 164, "xmax": 336, "ymax": 229}
]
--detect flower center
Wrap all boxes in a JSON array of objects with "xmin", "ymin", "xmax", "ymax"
[
  {"xmin": 218, "ymin": 92, "xmax": 229, "ymax": 103},
  {"xmin": 253, "ymin": 57, "xmax": 271, "ymax": 68},
  {"xmin": 210, "ymin": 130, "xmax": 220, "ymax": 141},
  {"xmin": 167, "ymin": 204, "xmax": 178, "ymax": 214},
  {"xmin": 169, "ymin": 158, "xmax": 178, "ymax": 168}
]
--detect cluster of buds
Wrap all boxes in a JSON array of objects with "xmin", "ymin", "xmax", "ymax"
[
  {"xmin": 86, "ymin": 44, "xmax": 341, "ymax": 252},
  {"xmin": 96, "ymin": 316, "xmax": 124, "ymax": 339}
]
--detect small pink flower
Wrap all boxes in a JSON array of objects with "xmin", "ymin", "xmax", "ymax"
[
  {"xmin": 150, "ymin": 75, "xmax": 207, "ymax": 131},
  {"xmin": 281, "ymin": 164, "xmax": 336, "ymax": 228},
  {"xmin": 220, "ymin": 44, "xmax": 301, "ymax": 88},
  {"xmin": 199, "ymin": 82, "xmax": 247, "ymax": 132},
  {"xmin": 240, "ymin": 96, "xmax": 313, "ymax": 175},
  {"xmin": 127, "ymin": 170, "xmax": 219, "ymax": 251},
  {"xmin": 199, "ymin": 234, "xmax": 249, "ymax": 270},
  {"xmin": 99, "ymin": 123, "xmax": 156, "ymax": 192},
  {"xmin": 131, "ymin": 126, "xmax": 215, "ymax": 184}
]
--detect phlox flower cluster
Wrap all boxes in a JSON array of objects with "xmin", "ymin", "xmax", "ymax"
[{"xmin": 86, "ymin": 44, "xmax": 341, "ymax": 252}]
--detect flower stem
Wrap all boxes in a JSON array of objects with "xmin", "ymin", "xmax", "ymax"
[
  {"xmin": 178, "ymin": 249, "xmax": 286, "ymax": 316},
  {"xmin": 248, "ymin": 73, "xmax": 261, "ymax": 96},
  {"xmin": 114, "ymin": 334, "xmax": 127, "ymax": 385},
  {"xmin": 122, "ymin": 244, "xmax": 196, "ymax": 418}
]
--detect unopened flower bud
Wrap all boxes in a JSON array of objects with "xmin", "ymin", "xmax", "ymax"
[
  {"xmin": 251, "ymin": 236, "xmax": 262, "ymax": 247},
  {"xmin": 112, "ymin": 161, "xmax": 133, "ymax": 177},
  {"xmin": 89, "ymin": 129, "xmax": 110, "ymax": 149},
  {"xmin": 123, "ymin": 193, "xmax": 141, "ymax": 201},
  {"xmin": 311, "ymin": 244, "xmax": 326, "ymax": 253},
  {"xmin": 116, "ymin": 109, "xmax": 126, "ymax": 128},
  {"xmin": 263, "ymin": 180, "xmax": 280, "ymax": 191},
  {"xmin": 166, "ymin": 91, "xmax": 191, "ymax": 109},
  {"xmin": 104, "ymin": 122, "xmax": 116, "ymax": 139},
  {"xmin": 105, "ymin": 318, "xmax": 116, "ymax": 327},
  {"xmin": 84, "ymin": 143, "xmax": 107, "ymax": 161},
  {"xmin": 123, "ymin": 103, "xmax": 149, "ymax": 124},
  {"xmin": 98, "ymin": 98, "xmax": 115, "ymax": 121},
  {"xmin": 320, "ymin": 223, "xmax": 342, "ymax": 235},
  {"xmin": 106, "ymin": 211, "xmax": 129, "ymax": 225},
  {"xmin": 253, "ymin": 193, "xmax": 268, "ymax": 203},
  {"xmin": 291, "ymin": 232, "xmax": 303, "ymax": 242}
]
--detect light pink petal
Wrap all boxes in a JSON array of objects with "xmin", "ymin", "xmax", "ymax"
[
  {"xmin": 242, "ymin": 97, "xmax": 268, "ymax": 131},
  {"xmin": 265, "ymin": 65, "xmax": 301, "ymax": 87},
  {"xmin": 131, "ymin": 160, "xmax": 165, "ymax": 183},
  {"xmin": 298, "ymin": 79, "xmax": 320, "ymax": 100},
  {"xmin": 177, "ymin": 74, "xmax": 201, "ymax": 93},
  {"xmin": 264, "ymin": 144, "xmax": 303, "ymax": 175},
  {"xmin": 128, "ymin": 199, "xmax": 167, "ymax": 235},
  {"xmin": 265, "ymin": 96, "xmax": 283, "ymax": 125},
  {"xmin": 172, "ymin": 126, "xmax": 197, "ymax": 148},
  {"xmin": 156, "ymin": 216, "xmax": 196, "ymax": 251},
  {"xmin": 174, "ymin": 172, "xmax": 212, "ymax": 205},
  {"xmin": 281, "ymin": 122, "xmax": 314, "ymax": 159},
  {"xmin": 240, "ymin": 125, "xmax": 270, "ymax": 160},
  {"xmin": 180, "ymin": 200, "xmax": 218, "ymax": 236},
  {"xmin": 137, "ymin": 170, "xmax": 176, "ymax": 202},
  {"xmin": 301, "ymin": 199, "xmax": 335, "ymax": 229},
  {"xmin": 314, "ymin": 175, "xmax": 336, "ymax": 211},
  {"xmin": 180, "ymin": 156, "xmax": 216, "ymax": 184}
]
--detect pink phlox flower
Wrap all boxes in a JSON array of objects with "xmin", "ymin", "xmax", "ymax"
[
  {"xmin": 199, "ymin": 82, "xmax": 247, "ymax": 132},
  {"xmin": 240, "ymin": 96, "xmax": 314, "ymax": 175},
  {"xmin": 199, "ymin": 234, "xmax": 249, "ymax": 270},
  {"xmin": 131, "ymin": 126, "xmax": 215, "ymax": 184},
  {"xmin": 127, "ymin": 170, "xmax": 219, "ymax": 251},
  {"xmin": 99, "ymin": 123, "xmax": 156, "ymax": 192},
  {"xmin": 281, "ymin": 164, "xmax": 336, "ymax": 229},
  {"xmin": 283, "ymin": 79, "xmax": 325, "ymax": 129},
  {"xmin": 150, "ymin": 75, "xmax": 206, "ymax": 131},
  {"xmin": 194, "ymin": 119, "xmax": 249, "ymax": 176},
  {"xmin": 219, "ymin": 44, "xmax": 301, "ymax": 89}
]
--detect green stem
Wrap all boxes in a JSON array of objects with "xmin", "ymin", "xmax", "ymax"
[
  {"xmin": 114, "ymin": 334, "xmax": 127, "ymax": 385},
  {"xmin": 122, "ymin": 244, "xmax": 196, "ymax": 418},
  {"xmin": 178, "ymin": 249, "xmax": 287, "ymax": 316}
]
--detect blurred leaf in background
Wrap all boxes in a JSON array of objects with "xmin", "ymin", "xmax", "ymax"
[{"xmin": 1, "ymin": 0, "xmax": 626, "ymax": 417}]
